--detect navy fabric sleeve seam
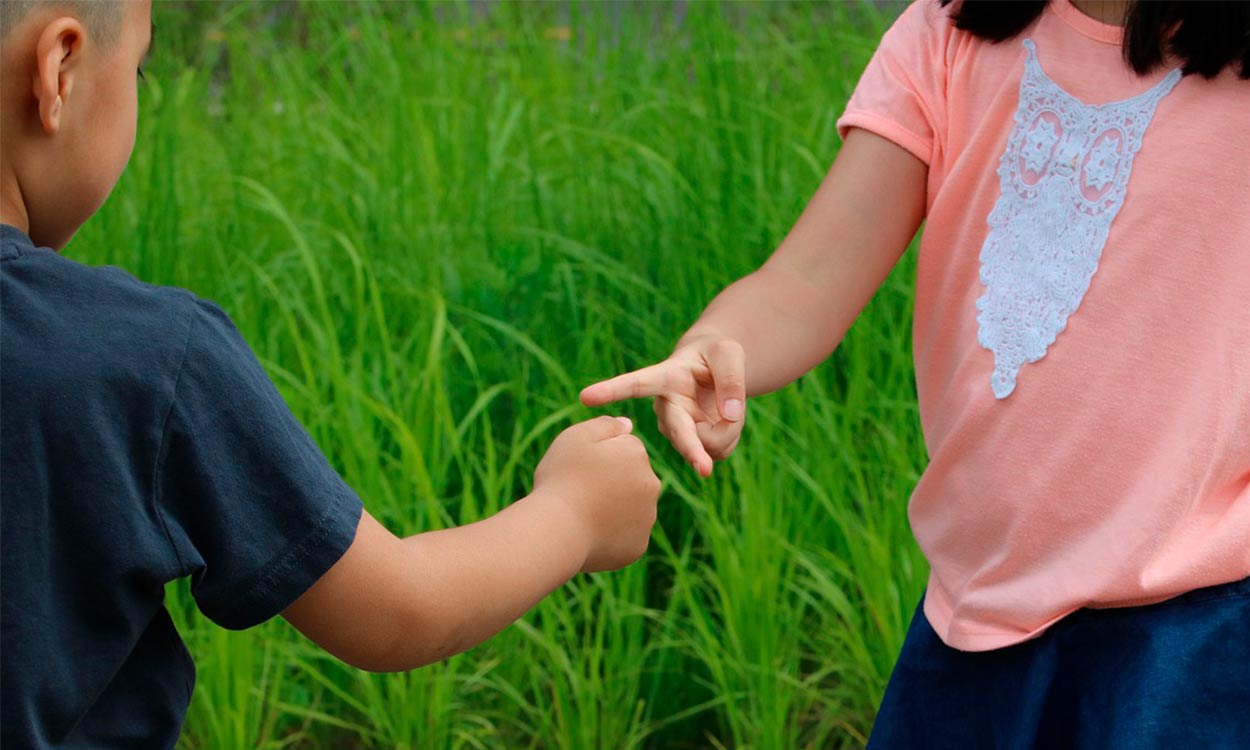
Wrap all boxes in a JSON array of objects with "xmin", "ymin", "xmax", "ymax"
[
  {"xmin": 215, "ymin": 480, "xmax": 361, "ymax": 628},
  {"xmin": 0, "ymin": 242, "xmax": 24, "ymax": 262},
  {"xmin": 149, "ymin": 294, "xmax": 200, "ymax": 579}
]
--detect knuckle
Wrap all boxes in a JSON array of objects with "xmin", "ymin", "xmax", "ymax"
[
  {"xmin": 706, "ymin": 430, "xmax": 741, "ymax": 460},
  {"xmin": 712, "ymin": 338, "xmax": 744, "ymax": 359},
  {"xmin": 635, "ymin": 535, "xmax": 652, "ymax": 559}
]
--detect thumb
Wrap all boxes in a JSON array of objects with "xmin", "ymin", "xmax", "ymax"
[
  {"xmin": 580, "ymin": 414, "xmax": 633, "ymax": 441},
  {"xmin": 706, "ymin": 340, "xmax": 746, "ymax": 422}
]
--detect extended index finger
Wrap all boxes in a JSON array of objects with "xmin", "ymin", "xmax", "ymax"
[{"xmin": 580, "ymin": 362, "xmax": 674, "ymax": 407}]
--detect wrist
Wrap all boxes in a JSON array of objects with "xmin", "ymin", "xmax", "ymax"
[
  {"xmin": 524, "ymin": 486, "xmax": 594, "ymax": 575},
  {"xmin": 675, "ymin": 327, "xmax": 726, "ymax": 353}
]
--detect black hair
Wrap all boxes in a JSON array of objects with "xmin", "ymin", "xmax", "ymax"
[{"xmin": 937, "ymin": 0, "xmax": 1250, "ymax": 79}]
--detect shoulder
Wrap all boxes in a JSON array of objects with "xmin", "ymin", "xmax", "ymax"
[
  {"xmin": 860, "ymin": 0, "xmax": 971, "ymax": 104},
  {"xmin": 0, "ymin": 241, "xmax": 219, "ymax": 403},
  {"xmin": 877, "ymin": 0, "xmax": 980, "ymax": 76},
  {"xmin": 889, "ymin": 0, "xmax": 961, "ymax": 46},
  {"xmin": 2, "ymin": 242, "xmax": 200, "ymax": 344}
]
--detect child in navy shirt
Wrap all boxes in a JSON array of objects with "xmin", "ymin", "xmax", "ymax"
[{"xmin": 0, "ymin": 1, "xmax": 662, "ymax": 746}]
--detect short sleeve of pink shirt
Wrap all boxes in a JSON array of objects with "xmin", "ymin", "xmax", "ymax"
[{"xmin": 837, "ymin": 0, "xmax": 1250, "ymax": 651}]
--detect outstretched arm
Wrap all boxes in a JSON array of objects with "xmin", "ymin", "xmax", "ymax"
[
  {"xmin": 282, "ymin": 500, "xmax": 583, "ymax": 671},
  {"xmin": 581, "ymin": 128, "xmax": 927, "ymax": 474},
  {"xmin": 282, "ymin": 416, "xmax": 661, "ymax": 672}
]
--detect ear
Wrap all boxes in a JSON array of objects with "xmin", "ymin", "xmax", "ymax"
[{"xmin": 30, "ymin": 17, "xmax": 86, "ymax": 135}]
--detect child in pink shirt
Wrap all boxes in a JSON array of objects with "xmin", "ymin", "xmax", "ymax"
[{"xmin": 583, "ymin": 0, "xmax": 1249, "ymax": 745}]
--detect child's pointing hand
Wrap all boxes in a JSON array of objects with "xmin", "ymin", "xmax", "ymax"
[{"xmin": 580, "ymin": 336, "xmax": 746, "ymax": 478}]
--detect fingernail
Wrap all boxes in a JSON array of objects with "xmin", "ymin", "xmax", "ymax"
[
  {"xmin": 615, "ymin": 417, "xmax": 633, "ymax": 431},
  {"xmin": 722, "ymin": 399, "xmax": 744, "ymax": 421}
]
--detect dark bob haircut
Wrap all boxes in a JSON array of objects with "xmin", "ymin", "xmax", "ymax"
[{"xmin": 937, "ymin": 0, "xmax": 1250, "ymax": 79}]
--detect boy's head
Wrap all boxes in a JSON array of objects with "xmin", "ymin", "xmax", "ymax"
[{"xmin": 0, "ymin": 0, "xmax": 151, "ymax": 250}]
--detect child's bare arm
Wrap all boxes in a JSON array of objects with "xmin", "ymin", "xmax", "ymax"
[
  {"xmin": 681, "ymin": 128, "xmax": 928, "ymax": 394},
  {"xmin": 581, "ymin": 129, "xmax": 927, "ymax": 475},
  {"xmin": 282, "ymin": 416, "xmax": 660, "ymax": 672}
]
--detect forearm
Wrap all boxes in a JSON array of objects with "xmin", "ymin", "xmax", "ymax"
[
  {"xmin": 679, "ymin": 264, "xmax": 854, "ymax": 396},
  {"xmin": 679, "ymin": 129, "xmax": 925, "ymax": 396},
  {"xmin": 283, "ymin": 493, "xmax": 590, "ymax": 673},
  {"xmin": 391, "ymin": 489, "xmax": 588, "ymax": 666}
]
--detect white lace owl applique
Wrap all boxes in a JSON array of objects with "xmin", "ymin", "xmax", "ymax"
[{"xmin": 976, "ymin": 39, "xmax": 1181, "ymax": 398}]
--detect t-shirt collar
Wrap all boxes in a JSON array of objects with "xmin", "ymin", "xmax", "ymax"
[{"xmin": 1049, "ymin": 0, "xmax": 1125, "ymax": 45}]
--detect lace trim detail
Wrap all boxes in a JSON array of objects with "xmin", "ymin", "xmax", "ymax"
[{"xmin": 976, "ymin": 39, "xmax": 1180, "ymax": 398}]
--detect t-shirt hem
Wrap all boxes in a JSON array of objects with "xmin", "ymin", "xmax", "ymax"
[
  {"xmin": 922, "ymin": 581, "xmax": 1075, "ymax": 652},
  {"xmin": 206, "ymin": 482, "xmax": 364, "ymax": 630},
  {"xmin": 836, "ymin": 109, "xmax": 932, "ymax": 166}
]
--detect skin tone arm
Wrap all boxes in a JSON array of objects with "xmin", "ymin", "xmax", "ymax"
[
  {"xmin": 581, "ymin": 128, "xmax": 928, "ymax": 476},
  {"xmin": 283, "ymin": 416, "xmax": 661, "ymax": 672},
  {"xmin": 284, "ymin": 503, "xmax": 587, "ymax": 672}
]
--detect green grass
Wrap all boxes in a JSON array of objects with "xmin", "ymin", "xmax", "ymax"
[{"xmin": 76, "ymin": 1, "xmax": 926, "ymax": 747}]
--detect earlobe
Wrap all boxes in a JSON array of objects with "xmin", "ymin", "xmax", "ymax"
[{"xmin": 31, "ymin": 18, "xmax": 84, "ymax": 135}]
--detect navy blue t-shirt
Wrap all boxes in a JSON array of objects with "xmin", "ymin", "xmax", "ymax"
[{"xmin": 0, "ymin": 225, "xmax": 364, "ymax": 748}]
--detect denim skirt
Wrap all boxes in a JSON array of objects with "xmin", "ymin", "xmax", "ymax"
[{"xmin": 868, "ymin": 576, "xmax": 1250, "ymax": 749}]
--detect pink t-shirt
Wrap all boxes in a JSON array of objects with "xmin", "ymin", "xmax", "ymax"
[{"xmin": 837, "ymin": 0, "xmax": 1250, "ymax": 651}]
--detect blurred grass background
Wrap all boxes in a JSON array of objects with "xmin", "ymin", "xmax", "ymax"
[{"xmin": 75, "ymin": 0, "xmax": 927, "ymax": 747}]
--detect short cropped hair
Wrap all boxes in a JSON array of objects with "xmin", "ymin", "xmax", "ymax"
[{"xmin": 0, "ymin": 0, "xmax": 123, "ymax": 45}]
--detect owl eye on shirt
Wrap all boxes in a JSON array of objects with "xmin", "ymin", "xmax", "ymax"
[
  {"xmin": 1080, "ymin": 133, "xmax": 1124, "ymax": 195},
  {"xmin": 1021, "ymin": 117, "xmax": 1061, "ymax": 175}
]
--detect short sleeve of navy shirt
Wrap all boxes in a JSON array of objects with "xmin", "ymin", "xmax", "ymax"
[{"xmin": 1, "ymin": 225, "xmax": 363, "ymax": 748}]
